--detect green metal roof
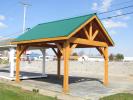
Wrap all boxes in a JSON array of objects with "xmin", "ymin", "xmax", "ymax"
[{"xmin": 15, "ymin": 13, "xmax": 96, "ymax": 42}]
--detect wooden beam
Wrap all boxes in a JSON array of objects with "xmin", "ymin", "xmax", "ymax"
[
  {"xmin": 63, "ymin": 41, "xmax": 70, "ymax": 93},
  {"xmin": 96, "ymin": 47, "xmax": 105, "ymax": 58},
  {"xmin": 76, "ymin": 45, "xmax": 95, "ymax": 48},
  {"xmin": 12, "ymin": 37, "xmax": 67, "ymax": 44},
  {"xmin": 104, "ymin": 47, "xmax": 108, "ymax": 86},
  {"xmin": 19, "ymin": 45, "xmax": 28, "ymax": 57},
  {"xmin": 55, "ymin": 43, "xmax": 63, "ymax": 54},
  {"xmin": 16, "ymin": 45, "xmax": 28, "ymax": 83},
  {"xmin": 89, "ymin": 23, "xmax": 92, "ymax": 40},
  {"xmin": 92, "ymin": 30, "xmax": 99, "ymax": 40},
  {"xmin": 27, "ymin": 43, "xmax": 56, "ymax": 48},
  {"xmin": 83, "ymin": 27, "xmax": 89, "ymax": 40},
  {"xmin": 96, "ymin": 47, "xmax": 102, "ymax": 55},
  {"xmin": 69, "ymin": 37, "xmax": 108, "ymax": 47},
  {"xmin": 69, "ymin": 44, "xmax": 77, "ymax": 56}
]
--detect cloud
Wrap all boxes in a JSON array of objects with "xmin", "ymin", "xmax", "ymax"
[
  {"xmin": 115, "ymin": 10, "xmax": 122, "ymax": 15},
  {"xmin": 100, "ymin": 0, "xmax": 112, "ymax": 12},
  {"xmin": 0, "ymin": 15, "xmax": 5, "ymax": 20},
  {"xmin": 102, "ymin": 19, "xmax": 127, "ymax": 29},
  {"xmin": 109, "ymin": 30, "xmax": 117, "ymax": 35},
  {"xmin": 0, "ymin": 15, "xmax": 7, "ymax": 29},
  {"xmin": 0, "ymin": 22, "xmax": 8, "ymax": 29},
  {"xmin": 92, "ymin": 0, "xmax": 113, "ymax": 12},
  {"xmin": 122, "ymin": 16, "xmax": 130, "ymax": 20},
  {"xmin": 102, "ymin": 10, "xmax": 130, "ymax": 35},
  {"xmin": 91, "ymin": 1, "xmax": 130, "ymax": 35},
  {"xmin": 0, "ymin": 36, "xmax": 8, "ymax": 40},
  {"xmin": 92, "ymin": 2, "xmax": 98, "ymax": 11}
]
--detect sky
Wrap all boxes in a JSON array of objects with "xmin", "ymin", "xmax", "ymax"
[{"xmin": 0, "ymin": 0, "xmax": 133, "ymax": 57}]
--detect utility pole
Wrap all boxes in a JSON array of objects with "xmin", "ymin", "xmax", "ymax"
[{"xmin": 20, "ymin": 2, "xmax": 31, "ymax": 33}]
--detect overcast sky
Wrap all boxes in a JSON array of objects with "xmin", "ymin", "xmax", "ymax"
[{"xmin": 0, "ymin": 0, "xmax": 133, "ymax": 56}]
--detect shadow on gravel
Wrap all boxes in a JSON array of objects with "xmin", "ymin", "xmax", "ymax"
[
  {"xmin": 29, "ymin": 74, "xmax": 103, "ymax": 86},
  {"xmin": 0, "ymin": 69, "xmax": 42, "ymax": 76},
  {"xmin": 0, "ymin": 69, "xmax": 103, "ymax": 86}
]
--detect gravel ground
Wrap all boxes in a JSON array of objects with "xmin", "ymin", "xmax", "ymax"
[
  {"xmin": 0, "ymin": 61, "xmax": 133, "ymax": 99},
  {"xmin": 19, "ymin": 61, "xmax": 133, "ymax": 76}
]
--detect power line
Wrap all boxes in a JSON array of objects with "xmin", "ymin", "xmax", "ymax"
[
  {"xmin": 2, "ymin": 12, "xmax": 133, "ymax": 38},
  {"xmin": 1, "ymin": 2, "xmax": 133, "ymax": 38},
  {"xmin": 100, "ymin": 11, "xmax": 133, "ymax": 20},
  {"xmin": 110, "ymin": 0, "xmax": 133, "ymax": 7},
  {"xmin": 98, "ymin": 5, "xmax": 133, "ymax": 15}
]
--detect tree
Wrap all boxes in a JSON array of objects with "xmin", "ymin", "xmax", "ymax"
[
  {"xmin": 72, "ymin": 52, "xmax": 78, "ymax": 56},
  {"xmin": 115, "ymin": 53, "xmax": 124, "ymax": 61},
  {"xmin": 109, "ymin": 53, "xmax": 114, "ymax": 61}
]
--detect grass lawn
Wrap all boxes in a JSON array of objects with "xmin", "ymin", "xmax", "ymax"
[
  {"xmin": 100, "ymin": 93, "xmax": 133, "ymax": 100},
  {"xmin": 0, "ymin": 83, "xmax": 56, "ymax": 100}
]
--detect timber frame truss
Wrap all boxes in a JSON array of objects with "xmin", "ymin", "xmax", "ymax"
[{"xmin": 15, "ymin": 20, "xmax": 110, "ymax": 93}]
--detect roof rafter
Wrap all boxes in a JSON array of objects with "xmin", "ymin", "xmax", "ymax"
[
  {"xmin": 55, "ymin": 43, "xmax": 63, "ymax": 54},
  {"xmin": 92, "ymin": 30, "xmax": 99, "ymax": 40},
  {"xmin": 69, "ymin": 43, "xmax": 77, "ymax": 55},
  {"xmin": 26, "ymin": 43, "xmax": 57, "ymax": 48},
  {"xmin": 51, "ymin": 48, "xmax": 58, "ymax": 56},
  {"xmin": 89, "ymin": 22, "xmax": 93, "ymax": 40},
  {"xmin": 83, "ymin": 27, "xmax": 90, "ymax": 40}
]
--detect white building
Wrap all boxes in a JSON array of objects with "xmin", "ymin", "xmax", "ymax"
[
  {"xmin": 123, "ymin": 57, "xmax": 133, "ymax": 62},
  {"xmin": 39, "ymin": 55, "xmax": 54, "ymax": 61},
  {"xmin": 0, "ymin": 39, "xmax": 47, "ymax": 80},
  {"xmin": 78, "ymin": 55, "xmax": 104, "ymax": 62}
]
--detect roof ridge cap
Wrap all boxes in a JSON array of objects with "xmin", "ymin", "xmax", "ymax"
[{"xmin": 38, "ymin": 13, "xmax": 96, "ymax": 26}]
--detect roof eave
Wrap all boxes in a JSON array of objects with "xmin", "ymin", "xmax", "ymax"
[{"xmin": 11, "ymin": 36, "xmax": 68, "ymax": 45}]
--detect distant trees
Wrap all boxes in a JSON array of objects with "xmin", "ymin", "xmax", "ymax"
[
  {"xmin": 0, "ymin": 58, "xmax": 9, "ymax": 64},
  {"xmin": 115, "ymin": 54, "xmax": 124, "ymax": 61},
  {"xmin": 109, "ymin": 53, "xmax": 124, "ymax": 61},
  {"xmin": 72, "ymin": 52, "xmax": 78, "ymax": 56},
  {"xmin": 109, "ymin": 54, "xmax": 114, "ymax": 61}
]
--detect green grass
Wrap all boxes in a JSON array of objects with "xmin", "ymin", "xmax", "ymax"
[
  {"xmin": 100, "ymin": 93, "xmax": 133, "ymax": 100},
  {"xmin": 0, "ymin": 83, "xmax": 56, "ymax": 100}
]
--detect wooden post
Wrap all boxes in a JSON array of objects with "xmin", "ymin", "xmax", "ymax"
[
  {"xmin": 16, "ymin": 45, "xmax": 28, "ymax": 83},
  {"xmin": 16, "ymin": 45, "xmax": 21, "ymax": 83},
  {"xmin": 104, "ymin": 46, "xmax": 108, "ymax": 86},
  {"xmin": 57, "ymin": 49, "xmax": 61, "ymax": 79},
  {"xmin": 63, "ymin": 41, "xmax": 70, "ymax": 92}
]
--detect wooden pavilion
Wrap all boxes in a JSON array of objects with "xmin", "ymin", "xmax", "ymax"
[{"xmin": 12, "ymin": 13, "xmax": 114, "ymax": 92}]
